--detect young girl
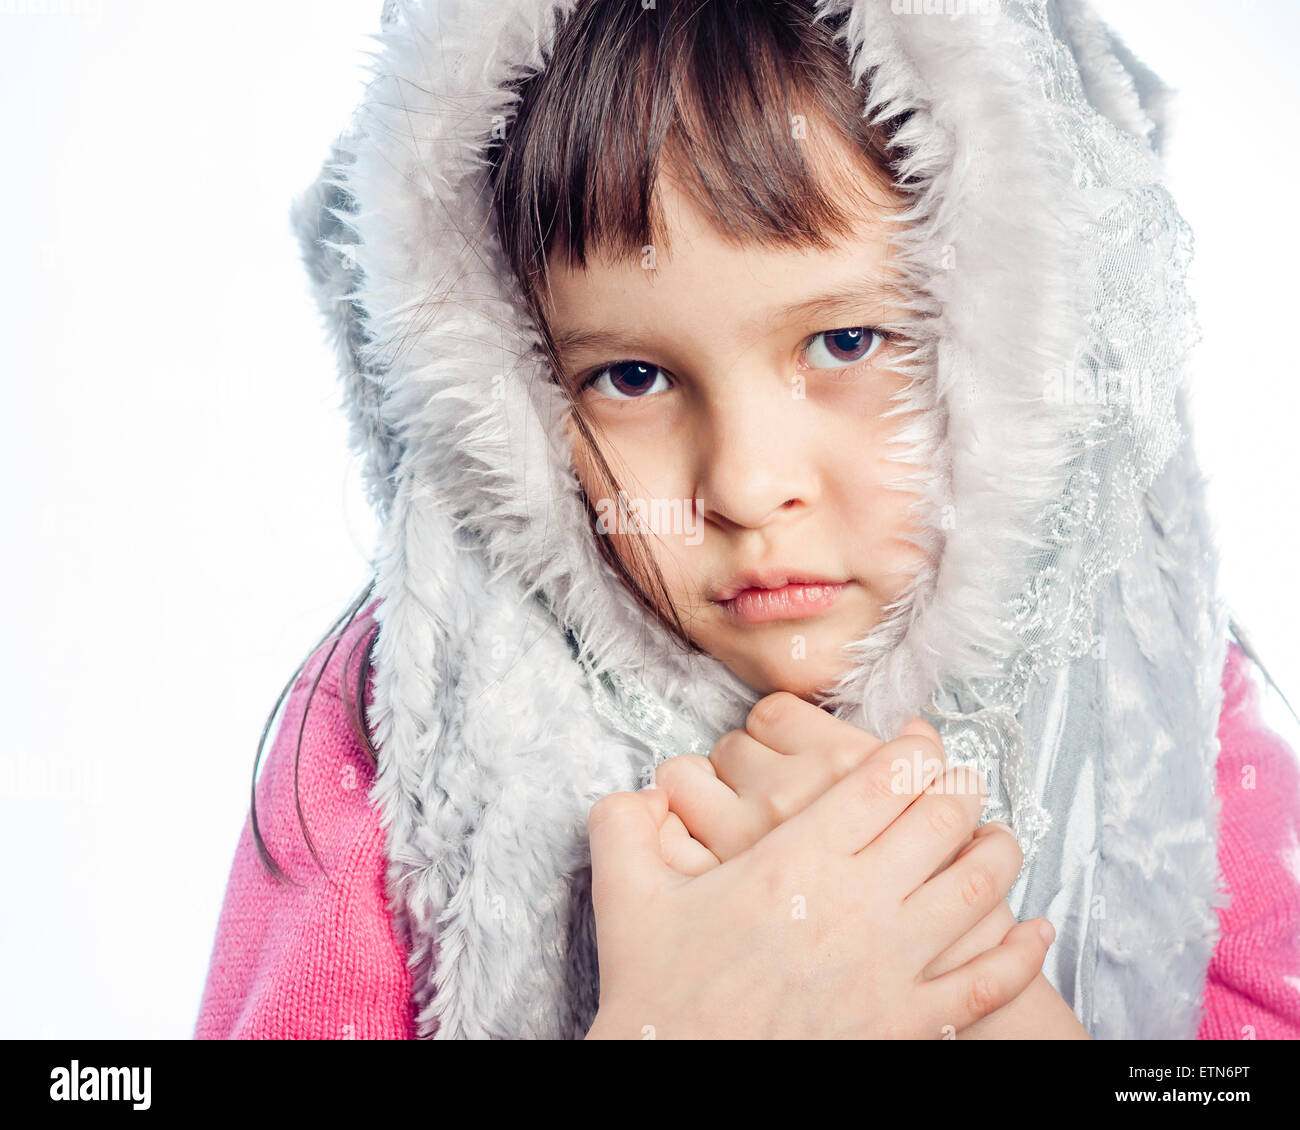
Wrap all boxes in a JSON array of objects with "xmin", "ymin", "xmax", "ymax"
[{"xmin": 195, "ymin": 0, "xmax": 1300, "ymax": 1039}]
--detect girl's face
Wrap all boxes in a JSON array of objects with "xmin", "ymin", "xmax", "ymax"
[{"xmin": 546, "ymin": 170, "xmax": 929, "ymax": 703}]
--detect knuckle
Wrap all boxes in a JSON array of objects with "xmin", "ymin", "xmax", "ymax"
[
  {"xmin": 965, "ymin": 972, "xmax": 1001, "ymax": 1018},
  {"xmin": 763, "ymin": 869, "xmax": 785, "ymax": 906},
  {"xmin": 860, "ymin": 756, "xmax": 903, "ymax": 806},
  {"xmin": 747, "ymin": 691, "xmax": 795, "ymax": 733},
  {"xmin": 924, "ymin": 792, "xmax": 969, "ymax": 839},
  {"xmin": 760, "ymin": 787, "xmax": 798, "ymax": 827},
  {"xmin": 960, "ymin": 861, "xmax": 998, "ymax": 909},
  {"xmin": 750, "ymin": 843, "xmax": 787, "ymax": 901},
  {"xmin": 709, "ymin": 730, "xmax": 745, "ymax": 771},
  {"xmin": 825, "ymin": 741, "xmax": 868, "ymax": 781}
]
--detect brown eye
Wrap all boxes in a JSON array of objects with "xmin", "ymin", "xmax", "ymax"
[
  {"xmin": 582, "ymin": 360, "xmax": 671, "ymax": 400},
  {"xmin": 805, "ymin": 327, "xmax": 884, "ymax": 370}
]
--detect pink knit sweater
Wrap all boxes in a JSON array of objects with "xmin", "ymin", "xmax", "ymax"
[{"xmin": 193, "ymin": 606, "xmax": 1300, "ymax": 1039}]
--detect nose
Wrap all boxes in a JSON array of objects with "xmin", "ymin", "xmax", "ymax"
[{"xmin": 694, "ymin": 386, "xmax": 819, "ymax": 532}]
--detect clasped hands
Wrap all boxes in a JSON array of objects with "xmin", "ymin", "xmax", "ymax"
[{"xmin": 641, "ymin": 691, "xmax": 1088, "ymax": 1039}]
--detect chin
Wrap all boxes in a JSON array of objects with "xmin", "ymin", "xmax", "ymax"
[
  {"xmin": 736, "ymin": 654, "xmax": 854, "ymax": 705},
  {"xmin": 692, "ymin": 615, "xmax": 865, "ymax": 702}
]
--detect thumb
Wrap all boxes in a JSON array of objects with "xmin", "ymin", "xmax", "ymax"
[{"xmin": 588, "ymin": 790, "xmax": 673, "ymax": 916}]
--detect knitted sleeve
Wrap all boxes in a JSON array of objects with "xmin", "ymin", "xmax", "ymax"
[
  {"xmin": 1197, "ymin": 640, "xmax": 1300, "ymax": 1039},
  {"xmin": 193, "ymin": 604, "xmax": 416, "ymax": 1039}
]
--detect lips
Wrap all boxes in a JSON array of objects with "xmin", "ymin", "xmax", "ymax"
[
  {"xmin": 709, "ymin": 567, "xmax": 846, "ymax": 603},
  {"xmin": 716, "ymin": 581, "xmax": 851, "ymax": 624}
]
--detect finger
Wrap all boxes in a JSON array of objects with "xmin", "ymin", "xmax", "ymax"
[
  {"xmin": 763, "ymin": 713, "xmax": 946, "ymax": 829},
  {"xmin": 924, "ymin": 818, "xmax": 1012, "ymax": 883},
  {"xmin": 902, "ymin": 828, "xmax": 1025, "ymax": 968},
  {"xmin": 654, "ymin": 753, "xmax": 722, "ymax": 792},
  {"xmin": 726, "ymin": 707, "xmax": 936, "ymax": 839},
  {"xmin": 588, "ymin": 792, "xmax": 675, "ymax": 917},
  {"xmin": 858, "ymin": 764, "xmax": 987, "ymax": 897},
  {"xmin": 655, "ymin": 755, "xmax": 757, "ymax": 860},
  {"xmin": 712, "ymin": 728, "xmax": 835, "ymax": 829},
  {"xmin": 658, "ymin": 810, "xmax": 723, "ymax": 876},
  {"xmin": 709, "ymin": 727, "xmax": 785, "ymax": 796},
  {"xmin": 918, "ymin": 918, "xmax": 1053, "ymax": 1036},
  {"xmin": 921, "ymin": 897, "xmax": 1018, "ymax": 980},
  {"xmin": 745, "ymin": 691, "xmax": 884, "ymax": 770},
  {"xmin": 898, "ymin": 718, "xmax": 957, "ymax": 880},
  {"xmin": 781, "ymin": 731, "xmax": 946, "ymax": 857}
]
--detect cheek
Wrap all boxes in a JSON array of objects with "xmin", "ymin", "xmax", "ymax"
[
  {"xmin": 568, "ymin": 414, "xmax": 687, "ymax": 500},
  {"xmin": 565, "ymin": 415, "xmax": 696, "ymax": 579},
  {"xmin": 828, "ymin": 427, "xmax": 933, "ymax": 578}
]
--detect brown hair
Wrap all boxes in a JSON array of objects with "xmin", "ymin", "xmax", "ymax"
[{"xmin": 251, "ymin": 0, "xmax": 911, "ymax": 881}]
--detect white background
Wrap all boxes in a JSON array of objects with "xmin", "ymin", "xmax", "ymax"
[{"xmin": 1, "ymin": 0, "xmax": 1296, "ymax": 1037}]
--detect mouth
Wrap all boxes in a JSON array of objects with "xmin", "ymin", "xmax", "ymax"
[
  {"xmin": 712, "ymin": 574, "xmax": 853, "ymax": 625},
  {"xmin": 709, "ymin": 567, "xmax": 847, "ymax": 603}
]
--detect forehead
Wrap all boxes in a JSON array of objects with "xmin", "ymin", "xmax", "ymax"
[{"xmin": 541, "ymin": 172, "xmax": 907, "ymax": 350}]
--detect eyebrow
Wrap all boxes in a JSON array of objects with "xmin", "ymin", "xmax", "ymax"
[{"xmin": 550, "ymin": 273, "xmax": 906, "ymax": 360}]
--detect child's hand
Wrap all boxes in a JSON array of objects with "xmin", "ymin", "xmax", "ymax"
[
  {"xmin": 651, "ymin": 692, "xmax": 1089, "ymax": 1038},
  {"xmin": 586, "ymin": 753, "xmax": 1052, "ymax": 1039},
  {"xmin": 651, "ymin": 691, "xmax": 951, "ymax": 876},
  {"xmin": 917, "ymin": 829, "xmax": 1090, "ymax": 1038}
]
